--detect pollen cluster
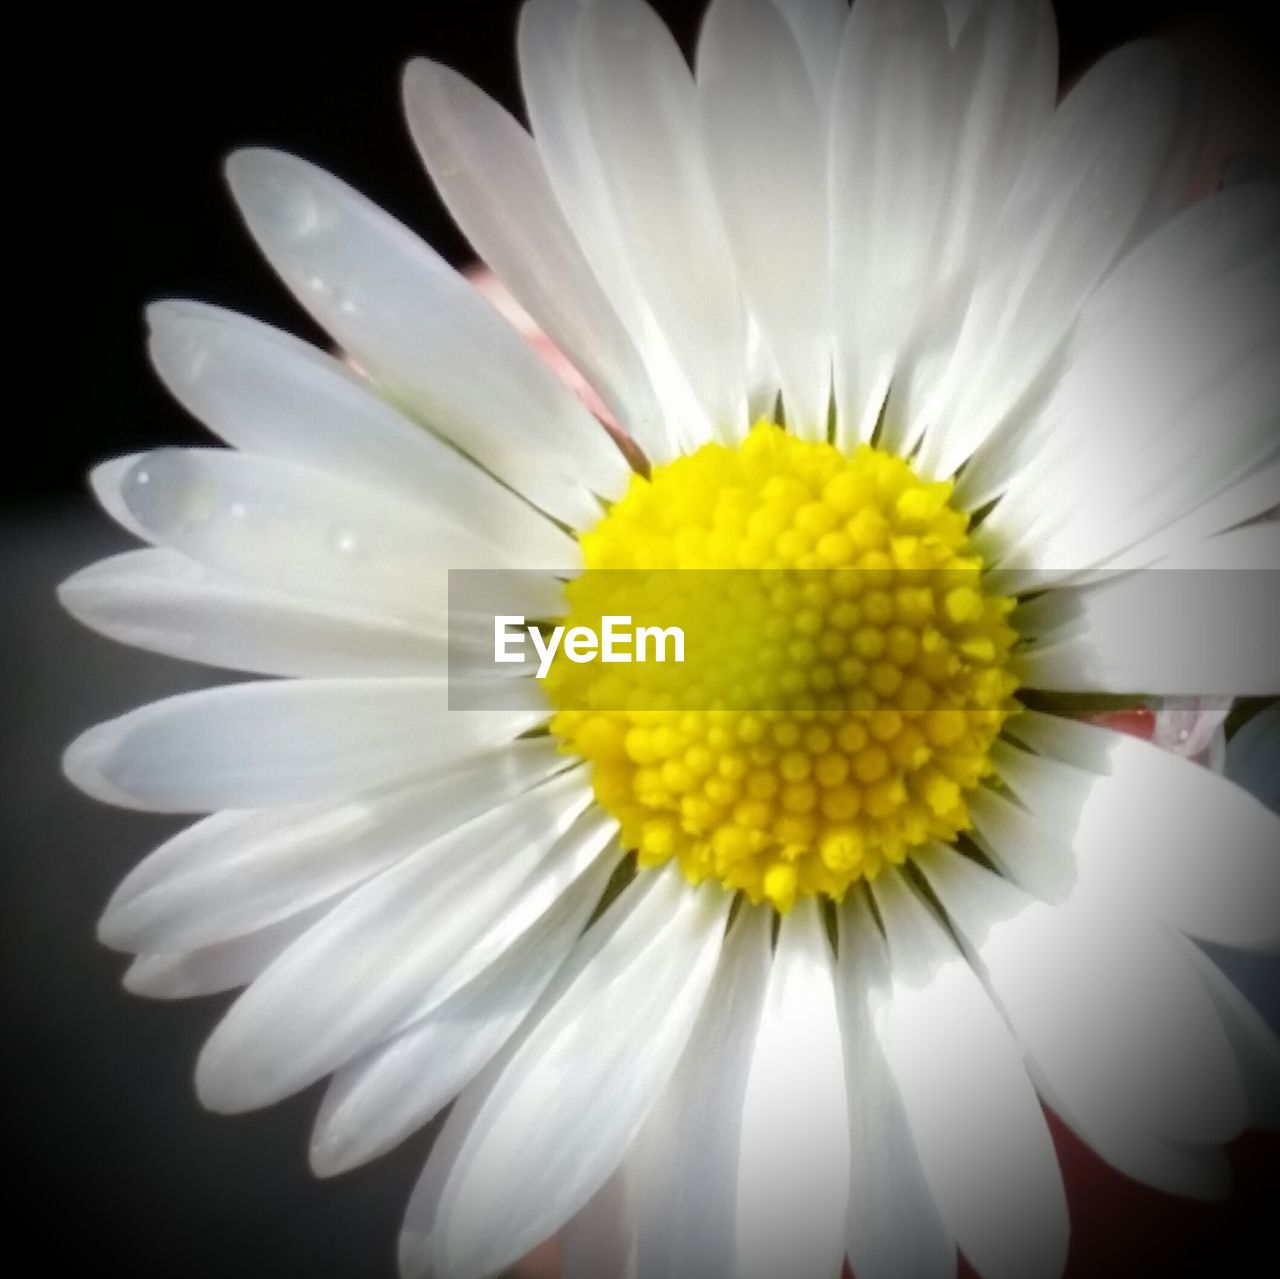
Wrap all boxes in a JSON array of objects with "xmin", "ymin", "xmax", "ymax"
[{"xmin": 547, "ymin": 423, "xmax": 1019, "ymax": 910}]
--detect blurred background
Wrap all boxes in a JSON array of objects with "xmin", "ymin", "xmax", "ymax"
[{"xmin": 5, "ymin": 1, "xmax": 1278, "ymax": 1275}]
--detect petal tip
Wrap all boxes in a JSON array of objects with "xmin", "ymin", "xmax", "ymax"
[
  {"xmin": 62, "ymin": 723, "xmax": 122, "ymax": 806},
  {"xmin": 88, "ymin": 453, "xmax": 150, "ymax": 539},
  {"xmin": 194, "ymin": 1037, "xmax": 258, "ymax": 1115},
  {"xmin": 396, "ymin": 1228, "xmax": 433, "ymax": 1279}
]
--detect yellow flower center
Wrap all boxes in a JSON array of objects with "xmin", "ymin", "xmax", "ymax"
[{"xmin": 547, "ymin": 422, "xmax": 1019, "ymax": 911}]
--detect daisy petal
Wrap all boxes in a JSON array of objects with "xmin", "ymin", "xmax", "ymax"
[
  {"xmin": 1182, "ymin": 941, "xmax": 1280, "ymax": 1130},
  {"xmin": 63, "ymin": 679, "xmax": 543, "ymax": 813},
  {"xmin": 933, "ymin": 0, "xmax": 1057, "ymax": 278},
  {"xmin": 837, "ymin": 890, "xmax": 955, "ymax": 1279},
  {"xmin": 309, "ymin": 849, "xmax": 616, "ymax": 1176},
  {"xmin": 1003, "ymin": 712, "xmax": 1280, "ymax": 950},
  {"xmin": 829, "ymin": 0, "xmax": 953, "ymax": 444},
  {"xmin": 413, "ymin": 867, "xmax": 729, "ymax": 1279},
  {"xmin": 401, "ymin": 59, "xmax": 666, "ymax": 459},
  {"xmin": 940, "ymin": 0, "xmax": 977, "ymax": 42},
  {"xmin": 962, "ymin": 185, "xmax": 1280, "ymax": 515},
  {"xmin": 735, "ymin": 899, "xmax": 849, "ymax": 1279},
  {"xmin": 871, "ymin": 870, "xmax": 1068, "ymax": 1279},
  {"xmin": 111, "ymin": 448, "xmax": 575, "ymax": 623},
  {"xmin": 577, "ymin": 0, "xmax": 749, "ymax": 442},
  {"xmin": 1126, "ymin": 69, "xmax": 1207, "ymax": 249},
  {"xmin": 516, "ymin": 1, "xmax": 659, "ymax": 379},
  {"xmin": 913, "ymin": 41, "xmax": 1186, "ymax": 479},
  {"xmin": 225, "ymin": 148, "xmax": 628, "ymax": 525},
  {"xmin": 768, "ymin": 0, "xmax": 847, "ymax": 119},
  {"xmin": 145, "ymin": 300, "xmax": 587, "ymax": 547},
  {"xmin": 1037, "ymin": 1075, "xmax": 1233, "ymax": 1201},
  {"xmin": 89, "ymin": 454, "xmax": 154, "ymax": 542},
  {"xmin": 917, "ymin": 844, "xmax": 1246, "ymax": 1148},
  {"xmin": 886, "ymin": 0, "xmax": 1058, "ymax": 457},
  {"xmin": 560, "ymin": 1173, "xmax": 639, "ymax": 1279},
  {"xmin": 58, "ymin": 548, "xmax": 448, "ymax": 679},
  {"xmin": 124, "ymin": 904, "xmax": 332, "ymax": 999},
  {"xmin": 628, "ymin": 906, "xmax": 772, "ymax": 1279},
  {"xmin": 561, "ymin": 907, "xmax": 774, "ymax": 1279},
  {"xmin": 968, "ymin": 779, "xmax": 1081, "ymax": 906},
  {"xmin": 1018, "ymin": 525, "xmax": 1280, "ymax": 696},
  {"xmin": 194, "ymin": 773, "xmax": 599, "ymax": 1112},
  {"xmin": 98, "ymin": 739, "xmax": 568, "ymax": 954},
  {"xmin": 517, "ymin": 3, "xmax": 724, "ymax": 451},
  {"xmin": 1105, "ymin": 459, "xmax": 1280, "ymax": 575},
  {"xmin": 976, "ymin": 186, "xmax": 1280, "ymax": 578},
  {"xmin": 698, "ymin": 0, "xmax": 830, "ymax": 439}
]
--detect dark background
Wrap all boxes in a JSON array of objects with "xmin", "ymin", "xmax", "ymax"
[{"xmin": 6, "ymin": 2, "xmax": 1279, "ymax": 1276}]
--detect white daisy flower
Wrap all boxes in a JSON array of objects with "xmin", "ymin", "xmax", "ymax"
[{"xmin": 62, "ymin": 1, "xmax": 1280, "ymax": 1277}]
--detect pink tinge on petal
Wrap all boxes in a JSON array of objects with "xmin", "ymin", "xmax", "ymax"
[
  {"xmin": 466, "ymin": 266, "xmax": 623, "ymax": 434},
  {"xmin": 1089, "ymin": 707, "xmax": 1157, "ymax": 742},
  {"xmin": 1089, "ymin": 700, "xmax": 1231, "ymax": 773},
  {"xmin": 1151, "ymin": 698, "xmax": 1232, "ymax": 762}
]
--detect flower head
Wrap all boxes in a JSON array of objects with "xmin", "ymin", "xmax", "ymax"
[{"xmin": 63, "ymin": 2, "xmax": 1279, "ymax": 1278}]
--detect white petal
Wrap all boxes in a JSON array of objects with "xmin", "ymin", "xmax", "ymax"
[
  {"xmin": 310, "ymin": 846, "xmax": 616, "ymax": 1176},
  {"xmin": 837, "ymin": 890, "xmax": 955, "ymax": 1279},
  {"xmin": 124, "ymin": 904, "xmax": 331, "ymax": 999},
  {"xmin": 967, "ymin": 770, "xmax": 1080, "ymax": 906},
  {"xmin": 934, "ymin": 0, "xmax": 1057, "ymax": 274},
  {"xmin": 769, "ymin": 0, "xmax": 847, "ymax": 118},
  {"xmin": 912, "ymin": 41, "xmax": 1187, "ymax": 479},
  {"xmin": 90, "ymin": 454, "xmax": 153, "ymax": 542},
  {"xmin": 1182, "ymin": 942, "xmax": 1280, "ymax": 1131},
  {"xmin": 194, "ymin": 771, "xmax": 597, "ymax": 1111},
  {"xmin": 940, "ymin": 0, "xmax": 977, "ymax": 42},
  {"xmin": 828, "ymin": 0, "xmax": 954, "ymax": 444},
  {"xmin": 1002, "ymin": 712, "xmax": 1280, "ymax": 950},
  {"xmin": 514, "ymin": 2, "xmax": 644, "ymax": 341},
  {"xmin": 735, "ymin": 899, "xmax": 849, "ymax": 1279},
  {"xmin": 110, "ymin": 448, "xmax": 574, "ymax": 623},
  {"xmin": 870, "ymin": 870, "xmax": 1068, "ymax": 1279},
  {"xmin": 560, "ymin": 907, "xmax": 774, "ymax": 1279},
  {"xmin": 991, "ymin": 289, "xmax": 1279, "ymax": 589},
  {"xmin": 1118, "ymin": 524, "xmax": 1278, "ymax": 571},
  {"xmin": 517, "ymin": 0, "xmax": 723, "ymax": 454},
  {"xmin": 698, "ymin": 0, "xmax": 830, "ymax": 438},
  {"xmin": 401, "ymin": 59, "xmax": 666, "ymax": 460},
  {"xmin": 1033, "ymin": 1075, "xmax": 1232, "ymax": 1202},
  {"xmin": 1153, "ymin": 698, "xmax": 1233, "ymax": 764},
  {"xmin": 410, "ymin": 867, "xmax": 730, "ymax": 1279},
  {"xmin": 1105, "ymin": 459, "xmax": 1280, "ymax": 576},
  {"xmin": 561, "ymin": 1172, "xmax": 639, "ymax": 1279},
  {"xmin": 58, "ymin": 548, "xmax": 447, "ymax": 678},
  {"xmin": 976, "ymin": 186, "xmax": 1280, "ymax": 577},
  {"xmin": 577, "ymin": 0, "xmax": 749, "ymax": 441},
  {"xmin": 145, "ymin": 300, "xmax": 584, "ymax": 548},
  {"xmin": 917, "ymin": 844, "xmax": 1246, "ymax": 1148},
  {"xmin": 64, "ymin": 679, "xmax": 544, "ymax": 813},
  {"xmin": 1017, "ymin": 526, "xmax": 1280, "ymax": 696},
  {"xmin": 225, "ymin": 148, "xmax": 628, "ymax": 525},
  {"xmin": 1124, "ymin": 70, "xmax": 1208, "ymax": 252},
  {"xmin": 99, "ymin": 739, "xmax": 569, "ymax": 953},
  {"xmin": 886, "ymin": 0, "xmax": 1059, "ymax": 457},
  {"xmin": 629, "ymin": 906, "xmax": 772, "ymax": 1279},
  {"xmin": 962, "ymin": 185, "xmax": 1280, "ymax": 514}
]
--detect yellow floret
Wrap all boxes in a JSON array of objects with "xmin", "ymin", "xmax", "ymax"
[{"xmin": 547, "ymin": 422, "xmax": 1020, "ymax": 911}]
